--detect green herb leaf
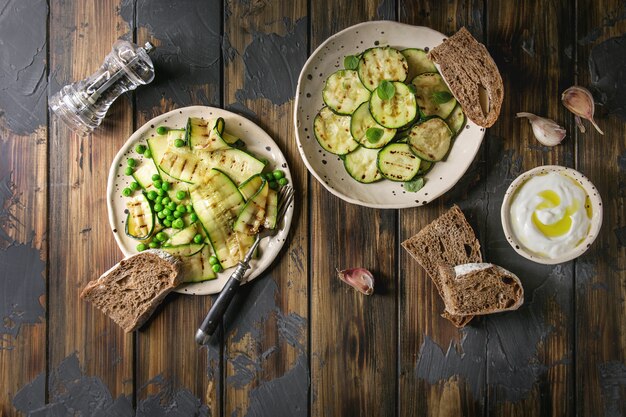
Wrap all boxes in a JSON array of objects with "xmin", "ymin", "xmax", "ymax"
[
  {"xmin": 377, "ymin": 80, "xmax": 396, "ymax": 100},
  {"xmin": 404, "ymin": 177, "xmax": 425, "ymax": 192},
  {"xmin": 366, "ymin": 127, "xmax": 384, "ymax": 143},
  {"xmin": 431, "ymin": 91, "xmax": 453, "ymax": 104},
  {"xmin": 344, "ymin": 55, "xmax": 359, "ymax": 70},
  {"xmin": 407, "ymin": 84, "xmax": 417, "ymax": 94}
]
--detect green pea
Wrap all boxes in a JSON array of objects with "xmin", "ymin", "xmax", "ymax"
[
  {"xmin": 161, "ymin": 181, "xmax": 171, "ymax": 191},
  {"xmin": 173, "ymin": 219, "xmax": 184, "ymax": 229},
  {"xmin": 174, "ymin": 139, "xmax": 185, "ymax": 148},
  {"xmin": 166, "ymin": 214, "xmax": 175, "ymax": 221},
  {"xmin": 212, "ymin": 264, "xmax": 221, "ymax": 273},
  {"xmin": 167, "ymin": 202, "xmax": 176, "ymax": 211},
  {"xmin": 151, "ymin": 174, "xmax": 161, "ymax": 181},
  {"xmin": 208, "ymin": 256, "xmax": 219, "ymax": 265},
  {"xmin": 144, "ymin": 149, "xmax": 152, "ymax": 158},
  {"xmin": 162, "ymin": 197, "xmax": 171, "ymax": 205},
  {"xmin": 127, "ymin": 158, "xmax": 137, "ymax": 167},
  {"xmin": 156, "ymin": 232, "xmax": 167, "ymax": 241},
  {"xmin": 186, "ymin": 205, "xmax": 194, "ymax": 213},
  {"xmin": 122, "ymin": 188, "xmax": 132, "ymax": 197},
  {"xmin": 190, "ymin": 213, "xmax": 198, "ymax": 222},
  {"xmin": 272, "ymin": 170, "xmax": 285, "ymax": 179},
  {"xmin": 135, "ymin": 144, "xmax": 147, "ymax": 154},
  {"xmin": 163, "ymin": 219, "xmax": 172, "ymax": 227},
  {"xmin": 278, "ymin": 178, "xmax": 288, "ymax": 186},
  {"xmin": 264, "ymin": 172, "xmax": 274, "ymax": 181},
  {"xmin": 156, "ymin": 189, "xmax": 166, "ymax": 197},
  {"xmin": 153, "ymin": 179, "xmax": 163, "ymax": 189},
  {"xmin": 193, "ymin": 234, "xmax": 203, "ymax": 244},
  {"xmin": 153, "ymin": 203, "xmax": 163, "ymax": 212},
  {"xmin": 173, "ymin": 210, "xmax": 182, "ymax": 219},
  {"xmin": 146, "ymin": 190, "xmax": 157, "ymax": 200},
  {"xmin": 176, "ymin": 205, "xmax": 186, "ymax": 213},
  {"xmin": 156, "ymin": 126, "xmax": 168, "ymax": 135},
  {"xmin": 148, "ymin": 241, "xmax": 159, "ymax": 248},
  {"xmin": 176, "ymin": 190, "xmax": 187, "ymax": 200},
  {"xmin": 136, "ymin": 243, "xmax": 146, "ymax": 251},
  {"xmin": 269, "ymin": 180, "xmax": 278, "ymax": 190},
  {"xmin": 157, "ymin": 211, "xmax": 166, "ymax": 219},
  {"xmin": 124, "ymin": 167, "xmax": 134, "ymax": 176},
  {"xmin": 129, "ymin": 181, "xmax": 140, "ymax": 191},
  {"xmin": 162, "ymin": 208, "xmax": 171, "ymax": 216},
  {"xmin": 155, "ymin": 196, "xmax": 163, "ymax": 204}
]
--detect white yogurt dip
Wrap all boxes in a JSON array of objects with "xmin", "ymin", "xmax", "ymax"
[{"xmin": 510, "ymin": 171, "xmax": 592, "ymax": 258}]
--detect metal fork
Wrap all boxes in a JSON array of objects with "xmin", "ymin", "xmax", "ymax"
[{"xmin": 195, "ymin": 185, "xmax": 295, "ymax": 345}]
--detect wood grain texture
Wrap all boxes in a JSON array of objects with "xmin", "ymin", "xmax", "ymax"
[
  {"xmin": 133, "ymin": 0, "xmax": 223, "ymax": 414},
  {"xmin": 309, "ymin": 3, "xmax": 398, "ymax": 417},
  {"xmin": 397, "ymin": 2, "xmax": 486, "ymax": 416},
  {"xmin": 575, "ymin": 0, "xmax": 626, "ymax": 415},
  {"xmin": 222, "ymin": 1, "xmax": 309, "ymax": 416},
  {"xmin": 486, "ymin": 0, "xmax": 575, "ymax": 415},
  {"xmin": 47, "ymin": 0, "xmax": 134, "ymax": 401}
]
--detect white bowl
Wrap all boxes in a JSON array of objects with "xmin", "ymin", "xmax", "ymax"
[{"xmin": 500, "ymin": 165, "xmax": 603, "ymax": 264}]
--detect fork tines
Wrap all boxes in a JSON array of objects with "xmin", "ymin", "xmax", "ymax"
[{"xmin": 277, "ymin": 185, "xmax": 294, "ymax": 220}]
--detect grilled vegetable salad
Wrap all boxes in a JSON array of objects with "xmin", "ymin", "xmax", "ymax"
[
  {"xmin": 314, "ymin": 46, "xmax": 466, "ymax": 191},
  {"xmin": 121, "ymin": 117, "xmax": 288, "ymax": 283}
]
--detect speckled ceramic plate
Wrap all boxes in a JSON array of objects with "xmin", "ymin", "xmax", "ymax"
[
  {"xmin": 107, "ymin": 106, "xmax": 294, "ymax": 295},
  {"xmin": 294, "ymin": 21, "xmax": 485, "ymax": 209}
]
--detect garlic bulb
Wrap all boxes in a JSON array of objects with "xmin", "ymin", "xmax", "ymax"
[
  {"xmin": 516, "ymin": 112, "xmax": 567, "ymax": 146},
  {"xmin": 337, "ymin": 268, "xmax": 374, "ymax": 295},
  {"xmin": 561, "ymin": 86, "xmax": 604, "ymax": 135}
]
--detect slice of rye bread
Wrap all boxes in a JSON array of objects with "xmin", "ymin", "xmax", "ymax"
[
  {"xmin": 80, "ymin": 250, "xmax": 182, "ymax": 332},
  {"xmin": 428, "ymin": 27, "xmax": 504, "ymax": 128},
  {"xmin": 437, "ymin": 263, "xmax": 524, "ymax": 316},
  {"xmin": 401, "ymin": 205, "xmax": 482, "ymax": 327}
]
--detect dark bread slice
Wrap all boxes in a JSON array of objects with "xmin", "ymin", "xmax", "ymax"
[
  {"xmin": 401, "ymin": 205, "xmax": 482, "ymax": 327},
  {"xmin": 428, "ymin": 27, "xmax": 503, "ymax": 128},
  {"xmin": 437, "ymin": 263, "xmax": 524, "ymax": 316},
  {"xmin": 80, "ymin": 250, "xmax": 182, "ymax": 332}
]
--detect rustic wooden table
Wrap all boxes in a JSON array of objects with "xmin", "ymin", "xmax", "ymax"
[{"xmin": 1, "ymin": 0, "xmax": 625, "ymax": 416}]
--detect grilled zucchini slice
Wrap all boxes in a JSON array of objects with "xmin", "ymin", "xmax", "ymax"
[
  {"xmin": 376, "ymin": 143, "xmax": 421, "ymax": 182},
  {"xmin": 182, "ymin": 245, "xmax": 217, "ymax": 282},
  {"xmin": 369, "ymin": 82, "xmax": 417, "ymax": 129},
  {"xmin": 187, "ymin": 117, "xmax": 229, "ymax": 151},
  {"xmin": 159, "ymin": 150, "xmax": 206, "ymax": 184},
  {"xmin": 350, "ymin": 102, "xmax": 396, "ymax": 149},
  {"xmin": 161, "ymin": 243, "xmax": 204, "ymax": 257},
  {"xmin": 195, "ymin": 148, "xmax": 266, "ymax": 185},
  {"xmin": 408, "ymin": 118, "xmax": 453, "ymax": 162},
  {"xmin": 165, "ymin": 223, "xmax": 198, "ymax": 246},
  {"xmin": 233, "ymin": 179, "xmax": 269, "ymax": 235},
  {"xmin": 401, "ymin": 48, "xmax": 437, "ymax": 81},
  {"xmin": 313, "ymin": 107, "xmax": 359, "ymax": 155},
  {"xmin": 322, "ymin": 70, "xmax": 371, "ymax": 115},
  {"xmin": 238, "ymin": 174, "xmax": 264, "ymax": 200},
  {"xmin": 446, "ymin": 103, "xmax": 466, "ymax": 134},
  {"xmin": 125, "ymin": 193, "xmax": 155, "ymax": 240},
  {"xmin": 263, "ymin": 189, "xmax": 278, "ymax": 230},
  {"xmin": 358, "ymin": 47, "xmax": 408, "ymax": 91},
  {"xmin": 412, "ymin": 73, "xmax": 457, "ymax": 119},
  {"xmin": 343, "ymin": 146, "xmax": 383, "ymax": 183}
]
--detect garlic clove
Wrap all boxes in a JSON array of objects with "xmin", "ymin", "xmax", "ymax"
[
  {"xmin": 516, "ymin": 112, "xmax": 567, "ymax": 146},
  {"xmin": 337, "ymin": 268, "xmax": 374, "ymax": 295},
  {"xmin": 561, "ymin": 86, "xmax": 604, "ymax": 135}
]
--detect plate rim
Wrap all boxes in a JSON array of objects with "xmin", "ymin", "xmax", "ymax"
[
  {"xmin": 293, "ymin": 20, "xmax": 485, "ymax": 209},
  {"xmin": 106, "ymin": 105, "xmax": 294, "ymax": 295}
]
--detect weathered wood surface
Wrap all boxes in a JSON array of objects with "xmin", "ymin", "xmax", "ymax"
[{"xmin": 0, "ymin": 0, "xmax": 624, "ymax": 416}]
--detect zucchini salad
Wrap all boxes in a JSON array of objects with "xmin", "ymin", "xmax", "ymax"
[
  {"xmin": 121, "ymin": 117, "xmax": 288, "ymax": 283},
  {"xmin": 314, "ymin": 46, "xmax": 466, "ymax": 191}
]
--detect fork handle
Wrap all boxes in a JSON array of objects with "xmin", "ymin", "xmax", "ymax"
[{"xmin": 195, "ymin": 260, "xmax": 250, "ymax": 344}]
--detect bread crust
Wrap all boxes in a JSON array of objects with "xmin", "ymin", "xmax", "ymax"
[{"xmin": 428, "ymin": 27, "xmax": 504, "ymax": 128}]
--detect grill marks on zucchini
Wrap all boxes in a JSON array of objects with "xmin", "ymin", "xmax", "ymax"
[
  {"xmin": 408, "ymin": 118, "xmax": 453, "ymax": 162},
  {"xmin": 358, "ymin": 47, "xmax": 408, "ymax": 91},
  {"xmin": 323, "ymin": 70, "xmax": 370, "ymax": 115},
  {"xmin": 264, "ymin": 189, "xmax": 278, "ymax": 229},
  {"xmin": 412, "ymin": 73, "xmax": 457, "ymax": 119},
  {"xmin": 188, "ymin": 117, "xmax": 230, "ymax": 151},
  {"xmin": 234, "ymin": 180, "xmax": 269, "ymax": 235},
  {"xmin": 377, "ymin": 143, "xmax": 421, "ymax": 181},
  {"xmin": 401, "ymin": 48, "xmax": 437, "ymax": 81},
  {"xmin": 350, "ymin": 102, "xmax": 396, "ymax": 148},
  {"xmin": 369, "ymin": 81, "xmax": 417, "ymax": 128},
  {"xmin": 196, "ymin": 148, "xmax": 265, "ymax": 185},
  {"xmin": 344, "ymin": 146, "xmax": 383, "ymax": 183},
  {"xmin": 314, "ymin": 107, "xmax": 358, "ymax": 155},
  {"xmin": 125, "ymin": 194, "xmax": 154, "ymax": 240},
  {"xmin": 159, "ymin": 150, "xmax": 205, "ymax": 184}
]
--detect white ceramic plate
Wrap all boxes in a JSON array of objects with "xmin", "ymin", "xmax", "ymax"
[
  {"xmin": 501, "ymin": 165, "xmax": 603, "ymax": 265},
  {"xmin": 107, "ymin": 106, "xmax": 294, "ymax": 295},
  {"xmin": 294, "ymin": 21, "xmax": 485, "ymax": 209}
]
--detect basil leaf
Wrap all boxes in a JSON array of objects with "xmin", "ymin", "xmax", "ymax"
[
  {"xmin": 377, "ymin": 80, "xmax": 396, "ymax": 100},
  {"xmin": 344, "ymin": 55, "xmax": 359, "ymax": 70},
  {"xmin": 431, "ymin": 91, "xmax": 453, "ymax": 104},
  {"xmin": 404, "ymin": 177, "xmax": 425, "ymax": 192},
  {"xmin": 366, "ymin": 127, "xmax": 384, "ymax": 143},
  {"xmin": 407, "ymin": 84, "xmax": 417, "ymax": 94}
]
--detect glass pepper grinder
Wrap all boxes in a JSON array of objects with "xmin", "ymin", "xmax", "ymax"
[{"xmin": 49, "ymin": 40, "xmax": 155, "ymax": 135}]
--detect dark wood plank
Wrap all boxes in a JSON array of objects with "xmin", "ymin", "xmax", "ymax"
[
  {"xmin": 133, "ymin": 0, "xmax": 222, "ymax": 413},
  {"xmin": 221, "ymin": 1, "xmax": 309, "ymax": 416},
  {"xmin": 397, "ymin": 2, "xmax": 487, "ymax": 416},
  {"xmin": 486, "ymin": 1, "xmax": 575, "ymax": 415},
  {"xmin": 575, "ymin": 0, "xmax": 626, "ymax": 415},
  {"xmin": 0, "ymin": 0, "xmax": 48, "ymax": 413},
  {"xmin": 308, "ymin": 3, "xmax": 398, "ymax": 417},
  {"xmin": 47, "ymin": 0, "xmax": 134, "ymax": 402}
]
